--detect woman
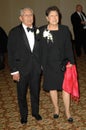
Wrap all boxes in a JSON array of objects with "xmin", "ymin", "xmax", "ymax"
[{"xmin": 39, "ymin": 6, "xmax": 75, "ymax": 123}]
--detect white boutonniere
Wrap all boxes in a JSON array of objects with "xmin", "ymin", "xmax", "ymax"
[
  {"xmin": 36, "ymin": 29, "xmax": 40, "ymax": 34},
  {"xmin": 43, "ymin": 29, "xmax": 53, "ymax": 43}
]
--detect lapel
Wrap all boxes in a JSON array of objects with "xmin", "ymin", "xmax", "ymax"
[
  {"xmin": 20, "ymin": 24, "xmax": 31, "ymax": 52},
  {"xmin": 33, "ymin": 27, "xmax": 38, "ymax": 51},
  {"xmin": 20, "ymin": 24, "xmax": 39, "ymax": 52},
  {"xmin": 82, "ymin": 12, "xmax": 86, "ymax": 17},
  {"xmin": 76, "ymin": 12, "xmax": 82, "ymax": 21}
]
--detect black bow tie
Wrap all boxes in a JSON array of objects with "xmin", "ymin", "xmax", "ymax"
[{"xmin": 27, "ymin": 27, "xmax": 34, "ymax": 32}]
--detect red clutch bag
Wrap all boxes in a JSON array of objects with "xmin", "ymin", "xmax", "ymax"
[{"xmin": 62, "ymin": 63, "xmax": 80, "ymax": 102}]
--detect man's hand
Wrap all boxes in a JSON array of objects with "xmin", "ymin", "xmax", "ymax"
[{"xmin": 12, "ymin": 73, "xmax": 20, "ymax": 82}]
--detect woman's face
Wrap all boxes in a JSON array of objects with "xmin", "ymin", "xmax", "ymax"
[{"xmin": 46, "ymin": 11, "xmax": 59, "ymax": 25}]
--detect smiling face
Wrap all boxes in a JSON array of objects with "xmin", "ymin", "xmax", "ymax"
[
  {"xmin": 19, "ymin": 8, "xmax": 33, "ymax": 27},
  {"xmin": 46, "ymin": 10, "xmax": 59, "ymax": 26}
]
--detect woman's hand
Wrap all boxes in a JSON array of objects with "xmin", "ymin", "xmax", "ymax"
[{"xmin": 66, "ymin": 63, "xmax": 73, "ymax": 68}]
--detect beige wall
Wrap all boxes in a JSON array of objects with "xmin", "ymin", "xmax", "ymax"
[
  {"xmin": 0, "ymin": 0, "xmax": 86, "ymax": 37},
  {"xmin": 60, "ymin": 0, "xmax": 86, "ymax": 38},
  {"xmin": 0, "ymin": 0, "xmax": 10, "ymax": 33}
]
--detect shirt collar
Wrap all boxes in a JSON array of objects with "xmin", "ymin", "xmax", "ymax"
[{"xmin": 22, "ymin": 23, "xmax": 33, "ymax": 30}]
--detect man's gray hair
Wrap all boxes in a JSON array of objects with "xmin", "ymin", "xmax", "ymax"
[{"xmin": 20, "ymin": 7, "xmax": 33, "ymax": 16}]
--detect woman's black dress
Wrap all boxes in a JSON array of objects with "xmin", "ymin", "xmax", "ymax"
[{"xmin": 39, "ymin": 25, "xmax": 75, "ymax": 91}]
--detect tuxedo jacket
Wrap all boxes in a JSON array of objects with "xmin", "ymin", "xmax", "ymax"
[
  {"xmin": 7, "ymin": 24, "xmax": 41, "ymax": 76},
  {"xmin": 71, "ymin": 12, "xmax": 86, "ymax": 35}
]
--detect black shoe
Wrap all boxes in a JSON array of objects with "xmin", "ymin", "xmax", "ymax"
[
  {"xmin": 67, "ymin": 117, "xmax": 73, "ymax": 123},
  {"xmin": 53, "ymin": 114, "xmax": 59, "ymax": 119},
  {"xmin": 20, "ymin": 118, "xmax": 27, "ymax": 124},
  {"xmin": 32, "ymin": 114, "xmax": 42, "ymax": 120}
]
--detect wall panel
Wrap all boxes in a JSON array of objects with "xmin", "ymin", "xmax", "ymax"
[{"xmin": 0, "ymin": 0, "xmax": 86, "ymax": 35}]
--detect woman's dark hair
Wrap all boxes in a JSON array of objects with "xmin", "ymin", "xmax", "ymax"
[
  {"xmin": 45, "ymin": 6, "xmax": 60, "ymax": 16},
  {"xmin": 45, "ymin": 6, "xmax": 62, "ymax": 24}
]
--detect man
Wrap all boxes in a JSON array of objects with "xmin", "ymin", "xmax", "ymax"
[
  {"xmin": 7, "ymin": 7, "xmax": 42, "ymax": 124},
  {"xmin": 71, "ymin": 4, "xmax": 86, "ymax": 57}
]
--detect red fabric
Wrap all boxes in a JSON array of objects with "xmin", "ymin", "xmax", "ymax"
[{"xmin": 62, "ymin": 63, "xmax": 80, "ymax": 101}]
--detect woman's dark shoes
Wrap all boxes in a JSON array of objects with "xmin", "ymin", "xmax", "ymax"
[
  {"xmin": 32, "ymin": 114, "xmax": 42, "ymax": 120},
  {"xmin": 67, "ymin": 117, "xmax": 73, "ymax": 123},
  {"xmin": 20, "ymin": 118, "xmax": 27, "ymax": 124},
  {"xmin": 53, "ymin": 114, "xmax": 59, "ymax": 119}
]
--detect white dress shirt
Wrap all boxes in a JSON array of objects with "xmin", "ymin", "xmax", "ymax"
[
  {"xmin": 77, "ymin": 12, "xmax": 86, "ymax": 21},
  {"xmin": 22, "ymin": 23, "xmax": 35, "ymax": 52}
]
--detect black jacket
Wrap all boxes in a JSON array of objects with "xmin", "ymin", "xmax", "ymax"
[{"xmin": 7, "ymin": 24, "xmax": 41, "ymax": 75}]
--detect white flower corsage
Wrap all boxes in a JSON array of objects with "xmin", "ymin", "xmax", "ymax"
[
  {"xmin": 36, "ymin": 29, "xmax": 40, "ymax": 34},
  {"xmin": 43, "ymin": 29, "xmax": 53, "ymax": 43}
]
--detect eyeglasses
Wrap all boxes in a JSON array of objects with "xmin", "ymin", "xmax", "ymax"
[{"xmin": 22, "ymin": 14, "xmax": 33, "ymax": 17}]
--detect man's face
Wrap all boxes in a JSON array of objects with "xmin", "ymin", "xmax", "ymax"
[
  {"xmin": 76, "ymin": 5, "xmax": 83, "ymax": 12},
  {"xmin": 19, "ymin": 9, "xmax": 33, "ymax": 27}
]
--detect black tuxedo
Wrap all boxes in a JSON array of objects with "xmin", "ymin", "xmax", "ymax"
[
  {"xmin": 7, "ymin": 24, "xmax": 41, "ymax": 119},
  {"xmin": 71, "ymin": 12, "xmax": 86, "ymax": 56}
]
